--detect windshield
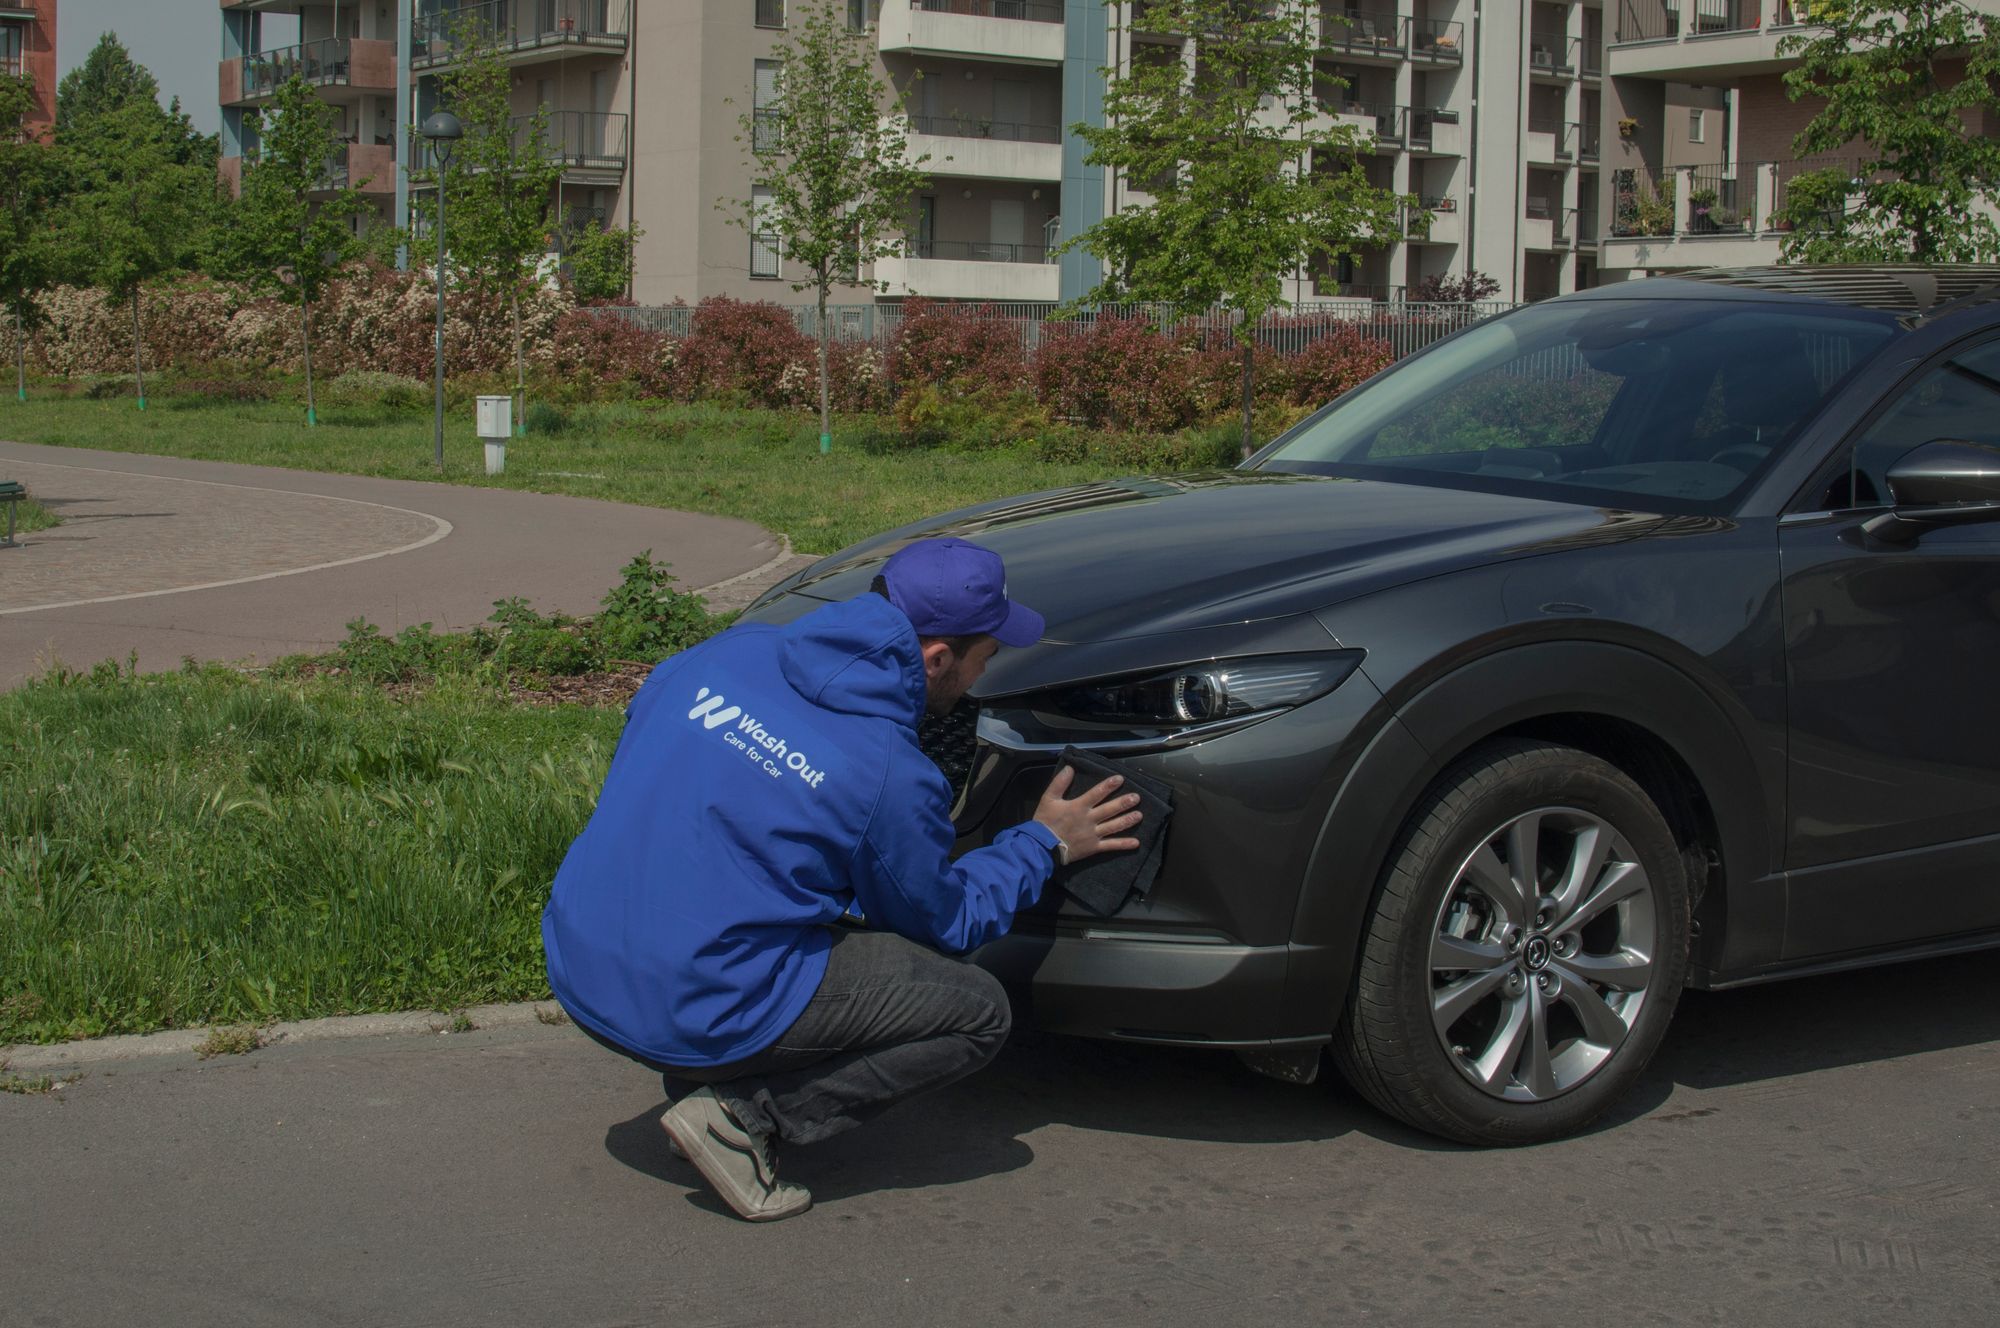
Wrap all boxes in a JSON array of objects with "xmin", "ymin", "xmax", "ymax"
[{"xmin": 1256, "ymin": 298, "xmax": 1899, "ymax": 514}]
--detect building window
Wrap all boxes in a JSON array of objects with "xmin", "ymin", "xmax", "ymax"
[
  {"xmin": 753, "ymin": 59, "xmax": 782, "ymax": 153},
  {"xmin": 756, "ymin": 0, "xmax": 785, "ymax": 28},
  {"xmin": 1689, "ymin": 109, "xmax": 1705, "ymax": 143},
  {"xmin": 847, "ymin": 0, "xmax": 881, "ymax": 30},
  {"xmin": 752, "ymin": 186, "xmax": 783, "ymax": 278}
]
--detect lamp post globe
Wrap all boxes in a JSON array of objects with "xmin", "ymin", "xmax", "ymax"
[{"xmin": 420, "ymin": 111, "xmax": 463, "ymax": 473}]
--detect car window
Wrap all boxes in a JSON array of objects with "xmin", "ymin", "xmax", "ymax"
[
  {"xmin": 1259, "ymin": 299, "xmax": 1898, "ymax": 516},
  {"xmin": 1833, "ymin": 340, "xmax": 2000, "ymax": 509}
]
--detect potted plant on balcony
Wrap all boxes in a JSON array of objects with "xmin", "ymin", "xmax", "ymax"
[
  {"xmin": 1617, "ymin": 116, "xmax": 1640, "ymax": 138},
  {"xmin": 1688, "ymin": 185, "xmax": 1719, "ymax": 233}
]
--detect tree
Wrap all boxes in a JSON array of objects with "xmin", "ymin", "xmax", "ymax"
[
  {"xmin": 59, "ymin": 97, "xmax": 215, "ymax": 408},
  {"xmin": 726, "ymin": 0, "xmax": 930, "ymax": 454},
  {"xmin": 1063, "ymin": 0, "xmax": 1410, "ymax": 459},
  {"xmin": 0, "ymin": 74, "xmax": 65, "ymax": 401},
  {"xmin": 409, "ymin": 24, "xmax": 564, "ymax": 435},
  {"xmin": 1775, "ymin": 0, "xmax": 2000, "ymax": 262},
  {"xmin": 563, "ymin": 219, "xmax": 642, "ymax": 302},
  {"xmin": 224, "ymin": 77, "xmax": 370, "ymax": 425},
  {"xmin": 1410, "ymin": 270, "xmax": 1502, "ymax": 305}
]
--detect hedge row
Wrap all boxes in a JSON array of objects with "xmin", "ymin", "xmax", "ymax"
[{"xmin": 0, "ymin": 269, "xmax": 1401, "ymax": 433}]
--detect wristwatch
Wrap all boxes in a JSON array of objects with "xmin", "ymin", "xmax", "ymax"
[{"xmin": 1048, "ymin": 833, "xmax": 1070, "ymax": 867}]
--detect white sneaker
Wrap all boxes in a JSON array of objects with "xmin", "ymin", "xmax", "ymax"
[{"xmin": 659, "ymin": 1087, "xmax": 812, "ymax": 1223}]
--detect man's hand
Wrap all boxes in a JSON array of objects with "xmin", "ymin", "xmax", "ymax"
[{"xmin": 1033, "ymin": 766, "xmax": 1143, "ymax": 865}]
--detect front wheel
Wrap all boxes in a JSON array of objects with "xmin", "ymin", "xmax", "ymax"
[{"xmin": 1333, "ymin": 739, "xmax": 1691, "ymax": 1145}]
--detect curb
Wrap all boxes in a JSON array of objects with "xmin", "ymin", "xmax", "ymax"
[{"xmin": 0, "ymin": 1001, "xmax": 574, "ymax": 1073}]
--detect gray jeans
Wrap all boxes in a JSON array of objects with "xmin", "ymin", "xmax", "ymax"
[{"xmin": 657, "ymin": 927, "xmax": 1014, "ymax": 1146}]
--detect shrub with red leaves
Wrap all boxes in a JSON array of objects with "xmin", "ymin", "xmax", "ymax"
[
  {"xmin": 1285, "ymin": 323, "xmax": 1397, "ymax": 407},
  {"xmin": 886, "ymin": 300, "xmax": 1033, "ymax": 394},
  {"xmin": 1034, "ymin": 315, "xmax": 1204, "ymax": 431},
  {"xmin": 675, "ymin": 297, "xmax": 816, "ymax": 407},
  {"xmin": 542, "ymin": 308, "xmax": 674, "ymax": 397}
]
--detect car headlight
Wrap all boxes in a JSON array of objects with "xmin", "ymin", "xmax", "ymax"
[
  {"xmin": 1050, "ymin": 653, "xmax": 1364, "ymax": 725},
  {"xmin": 983, "ymin": 651, "xmax": 1365, "ymax": 751}
]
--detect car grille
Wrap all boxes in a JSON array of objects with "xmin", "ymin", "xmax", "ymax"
[{"xmin": 918, "ymin": 698, "xmax": 981, "ymax": 801}]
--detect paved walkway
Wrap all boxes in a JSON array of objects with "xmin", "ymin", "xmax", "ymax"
[{"xmin": 0, "ymin": 442, "xmax": 815, "ymax": 688}]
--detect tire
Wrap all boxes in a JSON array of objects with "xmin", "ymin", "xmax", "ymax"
[{"xmin": 1333, "ymin": 739, "xmax": 1691, "ymax": 1145}]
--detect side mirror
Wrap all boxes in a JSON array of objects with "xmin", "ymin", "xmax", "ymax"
[{"xmin": 1863, "ymin": 440, "xmax": 2000, "ymax": 544}]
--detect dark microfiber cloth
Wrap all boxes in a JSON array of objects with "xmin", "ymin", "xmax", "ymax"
[{"xmin": 1051, "ymin": 746, "xmax": 1175, "ymax": 916}]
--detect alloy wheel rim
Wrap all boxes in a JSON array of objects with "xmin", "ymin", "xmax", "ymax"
[{"xmin": 1429, "ymin": 806, "xmax": 1657, "ymax": 1103}]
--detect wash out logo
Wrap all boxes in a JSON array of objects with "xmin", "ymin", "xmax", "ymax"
[{"xmin": 689, "ymin": 687, "xmax": 828, "ymax": 790}]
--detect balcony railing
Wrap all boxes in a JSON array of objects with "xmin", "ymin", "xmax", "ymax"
[
  {"xmin": 1528, "ymin": 30, "xmax": 1577, "ymax": 74},
  {"xmin": 1411, "ymin": 18, "xmax": 1464, "ymax": 59},
  {"xmin": 907, "ymin": 113, "xmax": 1062, "ymax": 144},
  {"xmin": 1685, "ymin": 165, "xmax": 1747, "ymax": 232},
  {"xmin": 915, "ymin": 0, "xmax": 1064, "ymax": 23},
  {"xmin": 1321, "ymin": 8, "xmax": 1403, "ymax": 53},
  {"xmin": 506, "ymin": 110, "xmax": 629, "ymax": 169},
  {"xmin": 415, "ymin": 0, "xmax": 630, "ymax": 66},
  {"xmin": 1691, "ymin": 0, "xmax": 1757, "ymax": 34},
  {"xmin": 0, "ymin": 56, "xmax": 19, "ymax": 80},
  {"xmin": 1580, "ymin": 120, "xmax": 1601, "ymax": 159},
  {"xmin": 911, "ymin": 238, "xmax": 1054, "ymax": 263},
  {"xmin": 752, "ymin": 232, "xmax": 782, "ymax": 277},
  {"xmin": 1610, "ymin": 164, "xmax": 1665, "ymax": 235},
  {"xmin": 1526, "ymin": 194, "xmax": 1557, "ymax": 221},
  {"xmin": 1406, "ymin": 106, "xmax": 1457, "ymax": 150},
  {"xmin": 1578, "ymin": 205, "xmax": 1599, "ymax": 241},
  {"xmin": 756, "ymin": 0, "xmax": 784, "ymax": 25},
  {"xmin": 241, "ymin": 38, "xmax": 354, "ymax": 100},
  {"xmin": 564, "ymin": 206, "xmax": 609, "ymax": 235},
  {"xmin": 1614, "ymin": 0, "xmax": 1679, "ymax": 43},
  {"xmin": 1326, "ymin": 101, "xmax": 1403, "ymax": 142},
  {"xmin": 754, "ymin": 108, "xmax": 783, "ymax": 153}
]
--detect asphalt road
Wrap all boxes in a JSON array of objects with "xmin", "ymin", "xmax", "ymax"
[{"xmin": 3, "ymin": 951, "xmax": 1996, "ymax": 1327}]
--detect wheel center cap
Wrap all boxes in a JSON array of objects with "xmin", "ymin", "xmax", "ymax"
[{"xmin": 1523, "ymin": 936, "xmax": 1552, "ymax": 971}]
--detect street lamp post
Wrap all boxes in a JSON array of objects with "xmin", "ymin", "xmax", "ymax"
[{"xmin": 420, "ymin": 110, "xmax": 463, "ymax": 474}]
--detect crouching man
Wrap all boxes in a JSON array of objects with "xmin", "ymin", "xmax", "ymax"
[{"xmin": 542, "ymin": 538, "xmax": 1141, "ymax": 1222}]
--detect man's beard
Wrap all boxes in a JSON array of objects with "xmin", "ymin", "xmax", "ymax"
[{"xmin": 924, "ymin": 659, "xmax": 965, "ymax": 717}]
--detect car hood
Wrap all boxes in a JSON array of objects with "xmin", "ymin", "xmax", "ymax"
[{"xmin": 772, "ymin": 471, "xmax": 1667, "ymax": 645}]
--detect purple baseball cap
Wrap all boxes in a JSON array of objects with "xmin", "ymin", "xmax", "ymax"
[{"xmin": 879, "ymin": 538, "xmax": 1045, "ymax": 648}]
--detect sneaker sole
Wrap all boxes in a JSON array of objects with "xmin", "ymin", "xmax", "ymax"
[{"xmin": 660, "ymin": 1113, "xmax": 813, "ymax": 1224}]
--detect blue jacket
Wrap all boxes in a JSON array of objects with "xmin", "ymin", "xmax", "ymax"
[{"xmin": 541, "ymin": 593, "xmax": 1059, "ymax": 1067}]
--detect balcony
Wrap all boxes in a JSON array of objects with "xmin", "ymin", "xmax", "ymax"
[
  {"xmin": 877, "ymin": 0, "xmax": 1064, "ymax": 66},
  {"xmin": 1528, "ymin": 29, "xmax": 1577, "ymax": 77},
  {"xmin": 414, "ymin": 0, "xmax": 631, "ymax": 71},
  {"xmin": 1319, "ymin": 8, "xmax": 1405, "ymax": 63},
  {"xmin": 1608, "ymin": 0, "xmax": 1798, "ymax": 81},
  {"xmin": 901, "ymin": 113, "xmax": 1063, "ymax": 182},
  {"xmin": 876, "ymin": 238, "xmax": 1060, "ymax": 300},
  {"xmin": 1319, "ymin": 100, "xmax": 1403, "ymax": 148},
  {"xmin": 315, "ymin": 143, "xmax": 397, "ymax": 196},
  {"xmin": 232, "ymin": 37, "xmax": 396, "ymax": 104},
  {"xmin": 1405, "ymin": 196, "xmax": 1461, "ymax": 245},
  {"xmin": 1410, "ymin": 18, "xmax": 1464, "ymax": 62},
  {"xmin": 521, "ymin": 110, "xmax": 629, "ymax": 175},
  {"xmin": 1524, "ymin": 193, "xmax": 1558, "ymax": 249},
  {"xmin": 1406, "ymin": 106, "xmax": 1461, "ymax": 156},
  {"xmin": 1600, "ymin": 161, "xmax": 1787, "ymax": 270}
]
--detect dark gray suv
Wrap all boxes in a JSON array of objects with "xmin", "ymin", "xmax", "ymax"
[{"xmin": 742, "ymin": 266, "xmax": 2000, "ymax": 1144}]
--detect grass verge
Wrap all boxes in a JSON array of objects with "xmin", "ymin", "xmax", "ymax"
[
  {"xmin": 12, "ymin": 494, "xmax": 59, "ymax": 534},
  {"xmin": 0, "ymin": 663, "xmax": 622, "ymax": 1045},
  {"xmin": 0, "ymin": 395, "xmax": 1193, "ymax": 554}
]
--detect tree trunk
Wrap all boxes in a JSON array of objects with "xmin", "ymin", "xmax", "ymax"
[
  {"xmin": 818, "ymin": 277, "xmax": 831, "ymax": 456},
  {"xmin": 301, "ymin": 298, "xmax": 318, "ymax": 426},
  {"xmin": 1239, "ymin": 335, "xmax": 1256, "ymax": 461},
  {"xmin": 512, "ymin": 287, "xmax": 525, "ymax": 437},
  {"xmin": 14, "ymin": 307, "xmax": 24, "ymax": 403},
  {"xmin": 131, "ymin": 290, "xmax": 146, "ymax": 411}
]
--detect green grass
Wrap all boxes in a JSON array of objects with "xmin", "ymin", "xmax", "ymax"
[
  {"xmin": 0, "ymin": 664, "xmax": 623, "ymax": 1044},
  {"xmin": 13, "ymin": 495, "xmax": 59, "ymax": 534},
  {"xmin": 0, "ymin": 394, "xmax": 1141, "ymax": 555}
]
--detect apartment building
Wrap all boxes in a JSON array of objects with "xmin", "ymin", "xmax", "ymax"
[
  {"xmin": 240, "ymin": 2, "xmax": 2000, "ymax": 306},
  {"xmin": 2, "ymin": 0, "xmax": 57, "ymax": 139},
  {"xmin": 219, "ymin": 0, "xmax": 632, "ymax": 247},
  {"xmin": 1595, "ymin": 0, "xmax": 2000, "ymax": 282}
]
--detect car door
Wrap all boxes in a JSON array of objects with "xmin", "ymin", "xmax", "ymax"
[{"xmin": 1778, "ymin": 335, "xmax": 2000, "ymax": 959}]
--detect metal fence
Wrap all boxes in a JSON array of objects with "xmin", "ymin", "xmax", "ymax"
[
  {"xmin": 588, "ymin": 300, "xmax": 1524, "ymax": 360},
  {"xmin": 414, "ymin": 0, "xmax": 630, "ymax": 64},
  {"xmin": 916, "ymin": 0, "xmax": 1065, "ymax": 22},
  {"xmin": 242, "ymin": 38, "xmax": 353, "ymax": 100}
]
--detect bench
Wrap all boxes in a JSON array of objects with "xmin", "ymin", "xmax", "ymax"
[{"xmin": 1, "ymin": 480, "xmax": 23, "ymax": 548}]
